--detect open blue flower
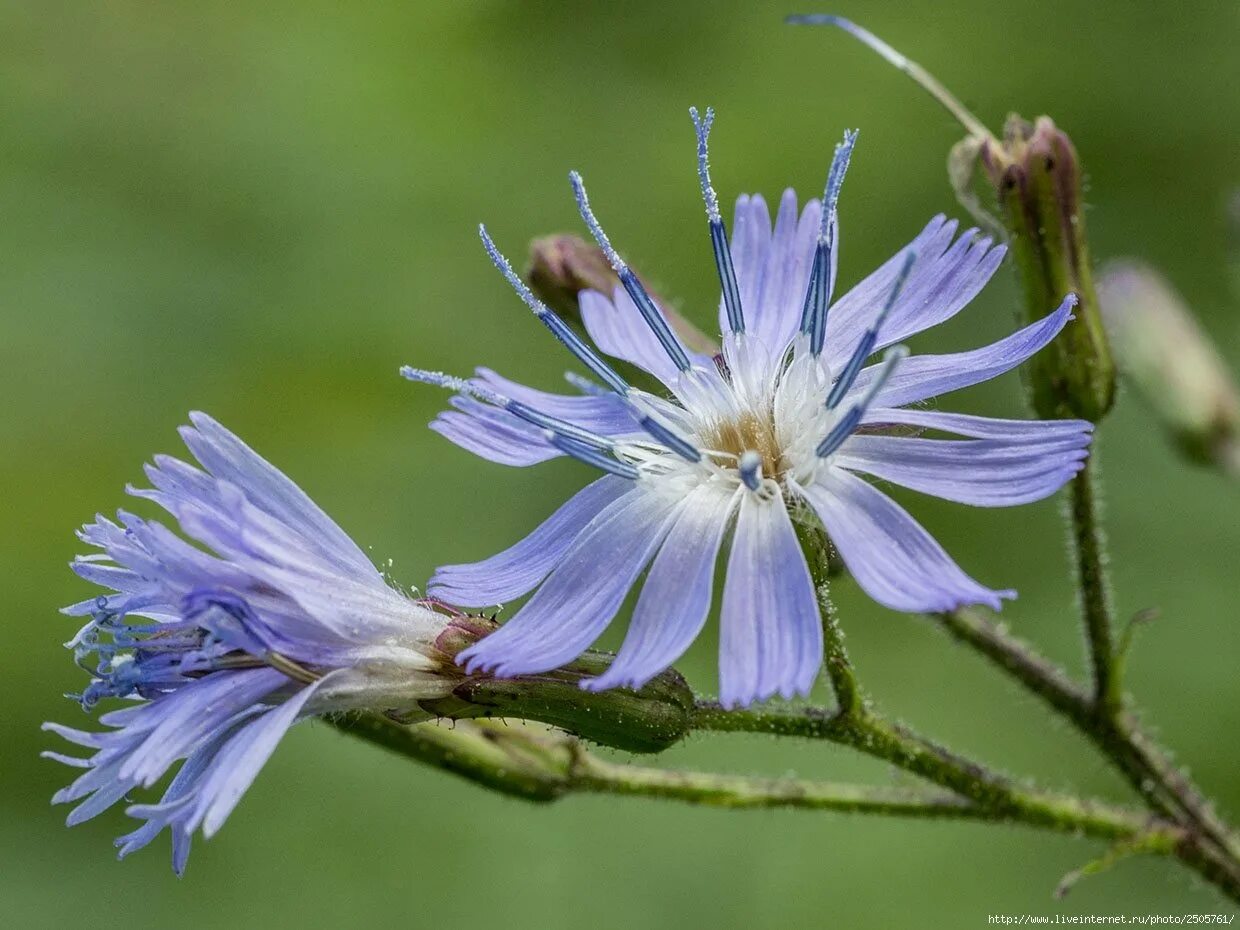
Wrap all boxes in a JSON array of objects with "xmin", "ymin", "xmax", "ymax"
[
  {"xmin": 46, "ymin": 414, "xmax": 456, "ymax": 873},
  {"xmin": 406, "ymin": 110, "xmax": 1091, "ymax": 708}
]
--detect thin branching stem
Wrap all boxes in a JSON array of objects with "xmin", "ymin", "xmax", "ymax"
[
  {"xmin": 1068, "ymin": 458, "xmax": 1121, "ymax": 716},
  {"xmin": 332, "ymin": 711, "xmax": 1173, "ymax": 847},
  {"xmin": 794, "ymin": 517, "xmax": 861, "ymax": 716}
]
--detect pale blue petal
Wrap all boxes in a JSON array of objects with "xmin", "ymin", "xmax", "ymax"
[
  {"xmin": 718, "ymin": 491, "xmax": 822, "ymax": 708},
  {"xmin": 473, "ymin": 367, "xmax": 636, "ymax": 434},
  {"xmin": 429, "ymin": 476, "xmax": 628, "ymax": 606},
  {"xmin": 457, "ymin": 488, "xmax": 682, "ymax": 676},
  {"xmin": 179, "ymin": 413, "xmax": 377, "ymax": 580},
  {"xmin": 583, "ymin": 482, "xmax": 736, "ymax": 692},
  {"xmin": 736, "ymin": 190, "xmax": 823, "ymax": 356},
  {"xmin": 580, "ymin": 286, "xmax": 682, "ymax": 387},
  {"xmin": 431, "ymin": 406, "xmax": 561, "ymax": 467},
  {"xmin": 118, "ymin": 668, "xmax": 285, "ymax": 787},
  {"xmin": 116, "ymin": 705, "xmax": 266, "ymax": 873},
  {"xmin": 822, "ymin": 215, "xmax": 957, "ymax": 368},
  {"xmin": 849, "ymin": 296, "xmax": 1075, "ymax": 409},
  {"xmin": 188, "ymin": 673, "xmax": 330, "ymax": 839},
  {"xmin": 835, "ymin": 431, "xmax": 1090, "ymax": 507},
  {"xmin": 724, "ymin": 194, "xmax": 772, "ymax": 332},
  {"xmin": 799, "ymin": 469, "xmax": 1013, "ymax": 613},
  {"xmin": 874, "ymin": 234, "xmax": 1006, "ymax": 351},
  {"xmin": 861, "ymin": 407, "xmax": 1094, "ymax": 442}
]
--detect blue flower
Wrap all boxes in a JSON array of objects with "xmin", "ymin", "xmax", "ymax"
[
  {"xmin": 405, "ymin": 110, "xmax": 1092, "ymax": 709},
  {"xmin": 46, "ymin": 413, "xmax": 456, "ymax": 873}
]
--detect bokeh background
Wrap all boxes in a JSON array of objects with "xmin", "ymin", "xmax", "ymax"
[{"xmin": 4, "ymin": 1, "xmax": 1238, "ymax": 927}]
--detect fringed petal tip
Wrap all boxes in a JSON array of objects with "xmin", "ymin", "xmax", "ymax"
[
  {"xmin": 454, "ymin": 645, "xmax": 494, "ymax": 676},
  {"xmin": 939, "ymin": 586, "xmax": 1017, "ymax": 615},
  {"xmin": 716, "ymin": 674, "xmax": 817, "ymax": 712}
]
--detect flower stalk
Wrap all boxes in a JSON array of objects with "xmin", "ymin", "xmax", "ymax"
[
  {"xmin": 931, "ymin": 607, "xmax": 1240, "ymax": 893},
  {"xmin": 793, "ymin": 514, "xmax": 859, "ymax": 714},
  {"xmin": 333, "ymin": 710, "xmax": 1178, "ymax": 847}
]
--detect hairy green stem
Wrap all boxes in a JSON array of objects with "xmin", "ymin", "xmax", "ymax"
[
  {"xmin": 794, "ymin": 517, "xmax": 861, "ymax": 715},
  {"xmin": 574, "ymin": 758, "xmax": 979, "ymax": 819},
  {"xmin": 932, "ymin": 608, "xmax": 1240, "ymax": 862},
  {"xmin": 573, "ymin": 756, "xmax": 1136, "ymax": 831},
  {"xmin": 1068, "ymin": 458, "xmax": 1120, "ymax": 716},
  {"xmin": 694, "ymin": 702, "xmax": 1069, "ymax": 826},
  {"xmin": 332, "ymin": 711, "xmax": 1171, "ymax": 846},
  {"xmin": 328, "ymin": 713, "xmax": 567, "ymax": 802},
  {"xmin": 691, "ymin": 700, "xmax": 1240, "ymax": 900}
]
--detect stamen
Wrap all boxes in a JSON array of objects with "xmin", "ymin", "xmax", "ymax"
[
  {"xmin": 478, "ymin": 225, "xmax": 630, "ymax": 395},
  {"xmin": 816, "ymin": 345, "xmax": 909, "ymax": 458},
  {"xmin": 569, "ymin": 170, "xmax": 693, "ymax": 371},
  {"xmin": 401, "ymin": 367, "xmax": 616, "ymax": 451},
  {"xmin": 799, "ymin": 130, "xmax": 859, "ymax": 355},
  {"xmin": 635, "ymin": 411, "xmax": 701, "ymax": 463},
  {"xmin": 825, "ymin": 250, "xmax": 916, "ymax": 409},
  {"xmin": 822, "ymin": 129, "xmax": 858, "ymax": 237},
  {"xmin": 797, "ymin": 246, "xmax": 824, "ymax": 342},
  {"xmin": 399, "ymin": 367, "xmax": 501, "ymax": 403},
  {"xmin": 545, "ymin": 431, "xmax": 640, "ymax": 480},
  {"xmin": 738, "ymin": 450, "xmax": 763, "ymax": 491},
  {"xmin": 690, "ymin": 106, "xmax": 744, "ymax": 333},
  {"xmin": 508, "ymin": 400, "xmax": 616, "ymax": 450}
]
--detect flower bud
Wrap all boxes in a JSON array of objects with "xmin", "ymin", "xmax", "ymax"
[
  {"xmin": 1098, "ymin": 260, "xmax": 1240, "ymax": 474},
  {"xmin": 526, "ymin": 234, "xmax": 621, "ymax": 319},
  {"xmin": 526, "ymin": 234, "xmax": 719, "ymax": 356},
  {"xmin": 979, "ymin": 116, "xmax": 1116, "ymax": 422},
  {"xmin": 785, "ymin": 17, "xmax": 1116, "ymax": 422},
  {"xmin": 426, "ymin": 614, "xmax": 696, "ymax": 754}
]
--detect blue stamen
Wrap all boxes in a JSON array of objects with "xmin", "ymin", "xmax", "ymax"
[
  {"xmin": 399, "ymin": 368, "xmax": 500, "ymax": 402},
  {"xmin": 508, "ymin": 400, "xmax": 614, "ymax": 450},
  {"xmin": 569, "ymin": 171, "xmax": 693, "ymax": 371},
  {"xmin": 400, "ymin": 367, "xmax": 617, "ymax": 451},
  {"xmin": 799, "ymin": 130, "xmax": 859, "ymax": 355},
  {"xmin": 738, "ymin": 451, "xmax": 763, "ymax": 491},
  {"xmin": 546, "ymin": 431, "xmax": 640, "ymax": 480},
  {"xmin": 690, "ymin": 106, "xmax": 744, "ymax": 333},
  {"xmin": 478, "ymin": 225, "xmax": 630, "ymax": 395},
  {"xmin": 798, "ymin": 245, "xmax": 825, "ymax": 344},
  {"xmin": 816, "ymin": 345, "xmax": 909, "ymax": 458},
  {"xmin": 822, "ymin": 129, "xmax": 858, "ymax": 234},
  {"xmin": 637, "ymin": 413, "xmax": 701, "ymax": 463},
  {"xmin": 825, "ymin": 250, "xmax": 916, "ymax": 409}
]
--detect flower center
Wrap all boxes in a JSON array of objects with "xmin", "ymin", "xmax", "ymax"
[{"xmin": 703, "ymin": 409, "xmax": 784, "ymax": 480}]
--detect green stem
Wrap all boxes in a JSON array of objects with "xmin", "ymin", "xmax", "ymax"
[
  {"xmin": 573, "ymin": 756, "xmax": 1147, "ymax": 836},
  {"xmin": 327, "ymin": 713, "xmax": 569, "ymax": 802},
  {"xmin": 1068, "ymin": 457, "xmax": 1121, "ymax": 716},
  {"xmin": 694, "ymin": 701, "xmax": 1075, "ymax": 827},
  {"xmin": 691, "ymin": 700, "xmax": 1240, "ymax": 900},
  {"xmin": 794, "ymin": 517, "xmax": 861, "ymax": 715},
  {"xmin": 333, "ymin": 710, "xmax": 1170, "ymax": 846},
  {"xmin": 575, "ymin": 759, "xmax": 979, "ymax": 819},
  {"xmin": 933, "ymin": 608, "xmax": 1240, "ymax": 861}
]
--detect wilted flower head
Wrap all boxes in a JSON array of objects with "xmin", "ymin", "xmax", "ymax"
[
  {"xmin": 406, "ymin": 110, "xmax": 1092, "ymax": 708},
  {"xmin": 46, "ymin": 414, "xmax": 458, "ymax": 873}
]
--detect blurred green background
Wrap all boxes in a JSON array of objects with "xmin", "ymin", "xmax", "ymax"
[{"xmin": 4, "ymin": 1, "xmax": 1238, "ymax": 926}]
